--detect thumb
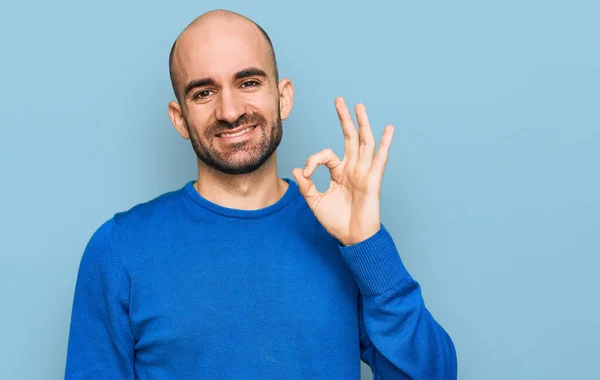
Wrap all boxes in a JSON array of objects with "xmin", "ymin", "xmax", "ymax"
[{"xmin": 292, "ymin": 168, "xmax": 321, "ymax": 210}]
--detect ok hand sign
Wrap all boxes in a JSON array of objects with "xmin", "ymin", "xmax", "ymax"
[{"xmin": 292, "ymin": 97, "xmax": 395, "ymax": 246}]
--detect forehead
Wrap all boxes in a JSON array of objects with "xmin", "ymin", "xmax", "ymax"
[{"xmin": 176, "ymin": 19, "xmax": 272, "ymax": 83}]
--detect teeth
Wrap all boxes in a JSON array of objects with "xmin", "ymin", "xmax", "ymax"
[{"xmin": 221, "ymin": 126, "xmax": 255, "ymax": 138}]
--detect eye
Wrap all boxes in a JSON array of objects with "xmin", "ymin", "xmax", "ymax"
[
  {"xmin": 240, "ymin": 80, "xmax": 259, "ymax": 88},
  {"xmin": 194, "ymin": 89, "xmax": 213, "ymax": 99}
]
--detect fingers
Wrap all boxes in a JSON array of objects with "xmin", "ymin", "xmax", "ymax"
[
  {"xmin": 293, "ymin": 148, "xmax": 342, "ymax": 211},
  {"xmin": 371, "ymin": 125, "xmax": 395, "ymax": 180},
  {"xmin": 332, "ymin": 97, "xmax": 394, "ymax": 181},
  {"xmin": 355, "ymin": 103, "xmax": 376, "ymax": 166},
  {"xmin": 303, "ymin": 148, "xmax": 342, "ymax": 178},
  {"xmin": 292, "ymin": 168, "xmax": 320, "ymax": 211},
  {"xmin": 335, "ymin": 97, "xmax": 359, "ymax": 164}
]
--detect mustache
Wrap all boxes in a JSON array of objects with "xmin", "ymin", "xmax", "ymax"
[{"xmin": 207, "ymin": 113, "xmax": 268, "ymax": 136}]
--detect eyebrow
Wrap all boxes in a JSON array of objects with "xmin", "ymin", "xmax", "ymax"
[
  {"xmin": 184, "ymin": 78, "xmax": 215, "ymax": 98},
  {"xmin": 183, "ymin": 67, "xmax": 269, "ymax": 98},
  {"xmin": 234, "ymin": 67, "xmax": 268, "ymax": 80}
]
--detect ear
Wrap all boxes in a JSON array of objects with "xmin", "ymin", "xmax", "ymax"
[
  {"xmin": 277, "ymin": 78, "xmax": 294, "ymax": 120},
  {"xmin": 168, "ymin": 100, "xmax": 190, "ymax": 139}
]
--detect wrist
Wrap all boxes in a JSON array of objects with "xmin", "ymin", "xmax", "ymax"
[{"xmin": 342, "ymin": 226, "xmax": 381, "ymax": 246}]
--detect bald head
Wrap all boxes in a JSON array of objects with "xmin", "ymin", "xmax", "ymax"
[{"xmin": 169, "ymin": 10, "xmax": 279, "ymax": 103}]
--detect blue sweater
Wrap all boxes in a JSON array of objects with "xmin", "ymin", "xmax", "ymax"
[{"xmin": 65, "ymin": 179, "xmax": 456, "ymax": 379}]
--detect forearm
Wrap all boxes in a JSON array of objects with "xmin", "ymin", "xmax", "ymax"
[{"xmin": 340, "ymin": 225, "xmax": 457, "ymax": 379}]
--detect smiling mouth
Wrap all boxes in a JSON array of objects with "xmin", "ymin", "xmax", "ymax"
[{"xmin": 216, "ymin": 125, "xmax": 257, "ymax": 138}]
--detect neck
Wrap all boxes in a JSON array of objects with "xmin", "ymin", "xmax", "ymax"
[{"xmin": 193, "ymin": 153, "xmax": 288, "ymax": 210}]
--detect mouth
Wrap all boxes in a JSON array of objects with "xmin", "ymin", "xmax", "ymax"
[{"xmin": 216, "ymin": 125, "xmax": 257, "ymax": 138}]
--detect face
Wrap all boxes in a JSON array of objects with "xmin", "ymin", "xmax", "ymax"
[
  {"xmin": 168, "ymin": 17, "xmax": 293, "ymax": 175},
  {"xmin": 186, "ymin": 101, "xmax": 282, "ymax": 175}
]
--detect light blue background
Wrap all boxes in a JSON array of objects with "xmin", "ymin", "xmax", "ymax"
[{"xmin": 1, "ymin": 0, "xmax": 598, "ymax": 379}]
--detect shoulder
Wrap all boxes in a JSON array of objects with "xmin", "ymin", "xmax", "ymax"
[
  {"xmin": 80, "ymin": 183, "xmax": 191, "ymax": 273},
  {"xmin": 112, "ymin": 183, "xmax": 189, "ymax": 232},
  {"xmin": 85, "ymin": 183, "xmax": 190, "ymax": 255}
]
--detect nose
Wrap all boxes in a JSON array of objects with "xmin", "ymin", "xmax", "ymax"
[{"xmin": 215, "ymin": 88, "xmax": 245, "ymax": 124}]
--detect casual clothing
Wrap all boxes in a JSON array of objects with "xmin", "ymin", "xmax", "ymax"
[{"xmin": 65, "ymin": 179, "xmax": 456, "ymax": 379}]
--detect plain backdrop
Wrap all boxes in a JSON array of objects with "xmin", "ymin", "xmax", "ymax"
[{"xmin": 1, "ymin": 0, "xmax": 599, "ymax": 379}]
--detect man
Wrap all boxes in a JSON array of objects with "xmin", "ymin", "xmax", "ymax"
[{"xmin": 65, "ymin": 9, "xmax": 457, "ymax": 380}]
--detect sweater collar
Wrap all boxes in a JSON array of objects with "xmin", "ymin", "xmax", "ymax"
[{"xmin": 182, "ymin": 178, "xmax": 300, "ymax": 219}]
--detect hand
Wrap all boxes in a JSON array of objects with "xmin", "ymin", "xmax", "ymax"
[{"xmin": 292, "ymin": 97, "xmax": 395, "ymax": 246}]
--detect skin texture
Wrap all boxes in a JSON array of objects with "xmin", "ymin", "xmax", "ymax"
[
  {"xmin": 168, "ymin": 10, "xmax": 294, "ymax": 210},
  {"xmin": 293, "ymin": 98, "xmax": 395, "ymax": 245},
  {"xmin": 168, "ymin": 10, "xmax": 394, "ymax": 245}
]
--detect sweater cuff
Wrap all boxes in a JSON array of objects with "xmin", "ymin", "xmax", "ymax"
[{"xmin": 339, "ymin": 225, "xmax": 410, "ymax": 296}]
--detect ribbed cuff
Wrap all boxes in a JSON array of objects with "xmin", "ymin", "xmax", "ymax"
[{"xmin": 339, "ymin": 225, "xmax": 410, "ymax": 296}]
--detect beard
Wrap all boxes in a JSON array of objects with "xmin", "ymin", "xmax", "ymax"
[{"xmin": 185, "ymin": 108, "xmax": 283, "ymax": 175}]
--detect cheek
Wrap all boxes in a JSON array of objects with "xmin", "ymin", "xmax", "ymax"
[
  {"xmin": 185, "ymin": 107, "xmax": 213, "ymax": 138},
  {"xmin": 245, "ymin": 91, "xmax": 279, "ymax": 119}
]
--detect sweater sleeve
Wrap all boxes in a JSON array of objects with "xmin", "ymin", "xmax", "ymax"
[
  {"xmin": 339, "ymin": 225, "xmax": 457, "ymax": 380},
  {"xmin": 65, "ymin": 218, "xmax": 135, "ymax": 379}
]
